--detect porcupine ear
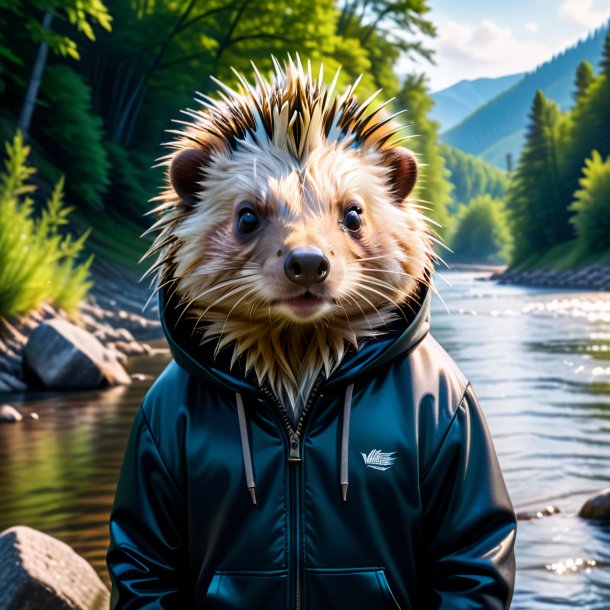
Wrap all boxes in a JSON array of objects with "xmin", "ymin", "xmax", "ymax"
[
  {"xmin": 169, "ymin": 146, "xmax": 212, "ymax": 206},
  {"xmin": 383, "ymin": 147, "xmax": 418, "ymax": 204}
]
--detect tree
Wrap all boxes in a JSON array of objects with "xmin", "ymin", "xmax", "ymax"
[
  {"xmin": 574, "ymin": 60, "xmax": 595, "ymax": 101},
  {"xmin": 507, "ymin": 90, "xmax": 569, "ymax": 264},
  {"xmin": 569, "ymin": 150, "xmax": 610, "ymax": 253},
  {"xmin": 14, "ymin": 1, "xmax": 112, "ymax": 135},
  {"xmin": 450, "ymin": 195, "xmax": 511, "ymax": 264},
  {"xmin": 439, "ymin": 143, "xmax": 509, "ymax": 207},
  {"xmin": 560, "ymin": 31, "xmax": 610, "ymax": 222},
  {"xmin": 336, "ymin": 0, "xmax": 434, "ymax": 93}
]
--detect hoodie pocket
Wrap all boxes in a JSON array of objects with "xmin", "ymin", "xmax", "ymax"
[
  {"xmin": 202, "ymin": 569, "xmax": 288, "ymax": 609},
  {"xmin": 305, "ymin": 566, "xmax": 401, "ymax": 610}
]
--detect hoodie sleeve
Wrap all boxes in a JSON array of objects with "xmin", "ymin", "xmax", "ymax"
[
  {"xmin": 419, "ymin": 384, "xmax": 516, "ymax": 610},
  {"xmin": 107, "ymin": 405, "xmax": 192, "ymax": 609}
]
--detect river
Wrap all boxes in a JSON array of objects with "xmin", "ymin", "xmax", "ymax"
[{"xmin": 1, "ymin": 271, "xmax": 610, "ymax": 608}]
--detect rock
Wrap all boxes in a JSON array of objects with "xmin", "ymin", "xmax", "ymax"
[
  {"xmin": 516, "ymin": 505, "xmax": 561, "ymax": 521},
  {"xmin": 0, "ymin": 526, "xmax": 110, "ymax": 610},
  {"xmin": 0, "ymin": 405, "xmax": 23, "ymax": 423},
  {"xmin": 579, "ymin": 489, "xmax": 610, "ymax": 520},
  {"xmin": 130, "ymin": 373, "xmax": 150, "ymax": 381},
  {"xmin": 113, "ymin": 340, "xmax": 145, "ymax": 356},
  {"xmin": 23, "ymin": 319, "xmax": 131, "ymax": 390}
]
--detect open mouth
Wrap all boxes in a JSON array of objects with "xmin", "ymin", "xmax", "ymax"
[{"xmin": 279, "ymin": 291, "xmax": 326, "ymax": 318}]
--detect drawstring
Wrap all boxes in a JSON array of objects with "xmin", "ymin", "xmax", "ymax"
[
  {"xmin": 236, "ymin": 393, "xmax": 257, "ymax": 506},
  {"xmin": 340, "ymin": 384, "xmax": 354, "ymax": 503},
  {"xmin": 236, "ymin": 383, "xmax": 355, "ymax": 506}
]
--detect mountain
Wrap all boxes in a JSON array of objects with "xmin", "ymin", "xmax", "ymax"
[
  {"xmin": 441, "ymin": 21, "xmax": 610, "ymax": 169},
  {"xmin": 431, "ymin": 73, "xmax": 524, "ymax": 132}
]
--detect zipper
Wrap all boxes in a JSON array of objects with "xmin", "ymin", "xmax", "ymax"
[{"xmin": 260, "ymin": 376, "xmax": 325, "ymax": 610}]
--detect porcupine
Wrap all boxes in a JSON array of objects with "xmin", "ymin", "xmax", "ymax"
[
  {"xmin": 144, "ymin": 56, "xmax": 438, "ymax": 425},
  {"xmin": 110, "ymin": 57, "xmax": 516, "ymax": 609}
]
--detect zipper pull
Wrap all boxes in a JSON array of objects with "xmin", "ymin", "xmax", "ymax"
[{"xmin": 288, "ymin": 431, "xmax": 302, "ymax": 463}]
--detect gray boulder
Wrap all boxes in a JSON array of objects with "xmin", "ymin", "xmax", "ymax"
[
  {"xmin": 23, "ymin": 319, "xmax": 131, "ymax": 390},
  {"xmin": 0, "ymin": 526, "xmax": 110, "ymax": 610},
  {"xmin": 579, "ymin": 489, "xmax": 610, "ymax": 520}
]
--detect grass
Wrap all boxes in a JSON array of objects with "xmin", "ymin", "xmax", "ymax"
[{"xmin": 0, "ymin": 132, "xmax": 92, "ymax": 317}]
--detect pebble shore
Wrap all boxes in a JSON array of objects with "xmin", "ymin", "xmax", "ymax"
[{"xmin": 0, "ymin": 259, "xmax": 164, "ymax": 393}]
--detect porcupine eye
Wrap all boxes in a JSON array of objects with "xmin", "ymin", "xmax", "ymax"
[
  {"xmin": 343, "ymin": 203, "xmax": 363, "ymax": 233},
  {"xmin": 238, "ymin": 207, "xmax": 260, "ymax": 234}
]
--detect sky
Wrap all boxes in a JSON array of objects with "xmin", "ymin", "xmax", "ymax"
[{"xmin": 397, "ymin": 0, "xmax": 610, "ymax": 92}]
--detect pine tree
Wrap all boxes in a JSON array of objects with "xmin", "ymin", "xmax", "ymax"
[
  {"xmin": 507, "ymin": 91, "xmax": 570, "ymax": 263},
  {"xmin": 574, "ymin": 61, "xmax": 595, "ymax": 101},
  {"xmin": 569, "ymin": 150, "xmax": 610, "ymax": 252},
  {"xmin": 601, "ymin": 29, "xmax": 610, "ymax": 76},
  {"xmin": 561, "ymin": 30, "xmax": 610, "ymax": 217}
]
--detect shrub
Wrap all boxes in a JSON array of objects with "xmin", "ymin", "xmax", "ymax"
[
  {"xmin": 0, "ymin": 131, "xmax": 92, "ymax": 317},
  {"xmin": 570, "ymin": 150, "xmax": 610, "ymax": 253},
  {"xmin": 450, "ymin": 195, "xmax": 512, "ymax": 264}
]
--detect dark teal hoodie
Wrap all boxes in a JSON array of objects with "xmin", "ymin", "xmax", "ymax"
[{"xmin": 107, "ymin": 285, "xmax": 516, "ymax": 609}]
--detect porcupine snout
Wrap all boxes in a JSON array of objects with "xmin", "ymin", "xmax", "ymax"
[{"xmin": 284, "ymin": 247, "xmax": 330, "ymax": 286}]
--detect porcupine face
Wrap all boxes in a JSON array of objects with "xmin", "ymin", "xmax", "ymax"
[
  {"xmin": 146, "ymin": 58, "xmax": 435, "ymax": 412},
  {"xmin": 170, "ymin": 140, "xmax": 429, "ymax": 327}
]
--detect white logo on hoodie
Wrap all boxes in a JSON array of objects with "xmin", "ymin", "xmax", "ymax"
[{"xmin": 361, "ymin": 449, "xmax": 397, "ymax": 471}]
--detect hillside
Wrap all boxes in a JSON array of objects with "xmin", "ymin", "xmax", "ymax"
[
  {"xmin": 431, "ymin": 73, "xmax": 524, "ymax": 132},
  {"xmin": 442, "ymin": 22, "xmax": 610, "ymax": 168}
]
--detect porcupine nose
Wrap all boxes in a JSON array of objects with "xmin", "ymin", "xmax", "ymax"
[{"xmin": 284, "ymin": 247, "xmax": 330, "ymax": 286}]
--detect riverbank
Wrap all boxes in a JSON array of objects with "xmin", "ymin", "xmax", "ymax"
[
  {"xmin": 491, "ymin": 263, "xmax": 610, "ymax": 291},
  {"xmin": 0, "ymin": 259, "xmax": 164, "ymax": 393}
]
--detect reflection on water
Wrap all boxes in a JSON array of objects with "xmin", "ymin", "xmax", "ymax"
[
  {"xmin": 1, "ymin": 272, "xmax": 610, "ymax": 608},
  {"xmin": 0, "ymin": 352, "xmax": 170, "ymax": 586},
  {"xmin": 432, "ymin": 272, "xmax": 610, "ymax": 610}
]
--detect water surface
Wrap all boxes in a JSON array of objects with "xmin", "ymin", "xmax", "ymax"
[{"xmin": 1, "ymin": 271, "xmax": 610, "ymax": 608}]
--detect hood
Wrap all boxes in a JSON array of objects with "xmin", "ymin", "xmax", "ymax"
[{"xmin": 158, "ymin": 281, "xmax": 431, "ymax": 396}]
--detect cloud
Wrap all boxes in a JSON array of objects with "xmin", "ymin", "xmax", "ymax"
[
  {"xmin": 525, "ymin": 22, "xmax": 539, "ymax": 33},
  {"xmin": 404, "ymin": 18, "xmax": 553, "ymax": 90},
  {"xmin": 560, "ymin": 0, "xmax": 610, "ymax": 29},
  {"xmin": 435, "ymin": 19, "xmax": 550, "ymax": 65}
]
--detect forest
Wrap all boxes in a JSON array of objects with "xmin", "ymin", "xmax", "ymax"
[{"xmin": 1, "ymin": 0, "xmax": 608, "ymax": 318}]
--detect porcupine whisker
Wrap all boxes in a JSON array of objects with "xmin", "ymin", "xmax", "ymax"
[
  {"xmin": 349, "ymin": 280, "xmax": 408, "ymax": 317},
  {"xmin": 191, "ymin": 281, "xmax": 260, "ymax": 336},
  {"xmin": 344, "ymin": 286, "xmax": 391, "ymax": 330},
  {"xmin": 176, "ymin": 273, "xmax": 259, "ymax": 309},
  {"xmin": 175, "ymin": 275, "xmax": 260, "ymax": 326},
  {"xmin": 214, "ymin": 287, "xmax": 262, "ymax": 359},
  {"xmin": 335, "ymin": 297, "xmax": 359, "ymax": 342},
  {"xmin": 356, "ymin": 272, "xmax": 430, "ymax": 312},
  {"xmin": 358, "ymin": 267, "xmax": 436, "ymax": 293},
  {"xmin": 346, "ymin": 254, "xmax": 394, "ymax": 264},
  {"xmin": 340, "ymin": 293, "xmax": 376, "ymax": 332}
]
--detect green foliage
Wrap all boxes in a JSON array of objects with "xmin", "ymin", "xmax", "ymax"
[
  {"xmin": 396, "ymin": 74, "xmax": 453, "ymax": 239},
  {"xmin": 569, "ymin": 151, "xmax": 610, "ymax": 252},
  {"xmin": 440, "ymin": 143, "xmax": 509, "ymax": 206},
  {"xmin": 38, "ymin": 65, "xmax": 110, "ymax": 210},
  {"xmin": 507, "ymin": 91, "xmax": 570, "ymax": 264},
  {"xmin": 450, "ymin": 195, "xmax": 512, "ymax": 264},
  {"xmin": 574, "ymin": 60, "xmax": 595, "ymax": 101},
  {"xmin": 561, "ymin": 34, "xmax": 610, "ymax": 212},
  {"xmin": 8, "ymin": 1, "xmax": 111, "ymax": 60},
  {"xmin": 103, "ymin": 139, "xmax": 157, "ymax": 220},
  {"xmin": 0, "ymin": 132, "xmax": 92, "ymax": 317}
]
